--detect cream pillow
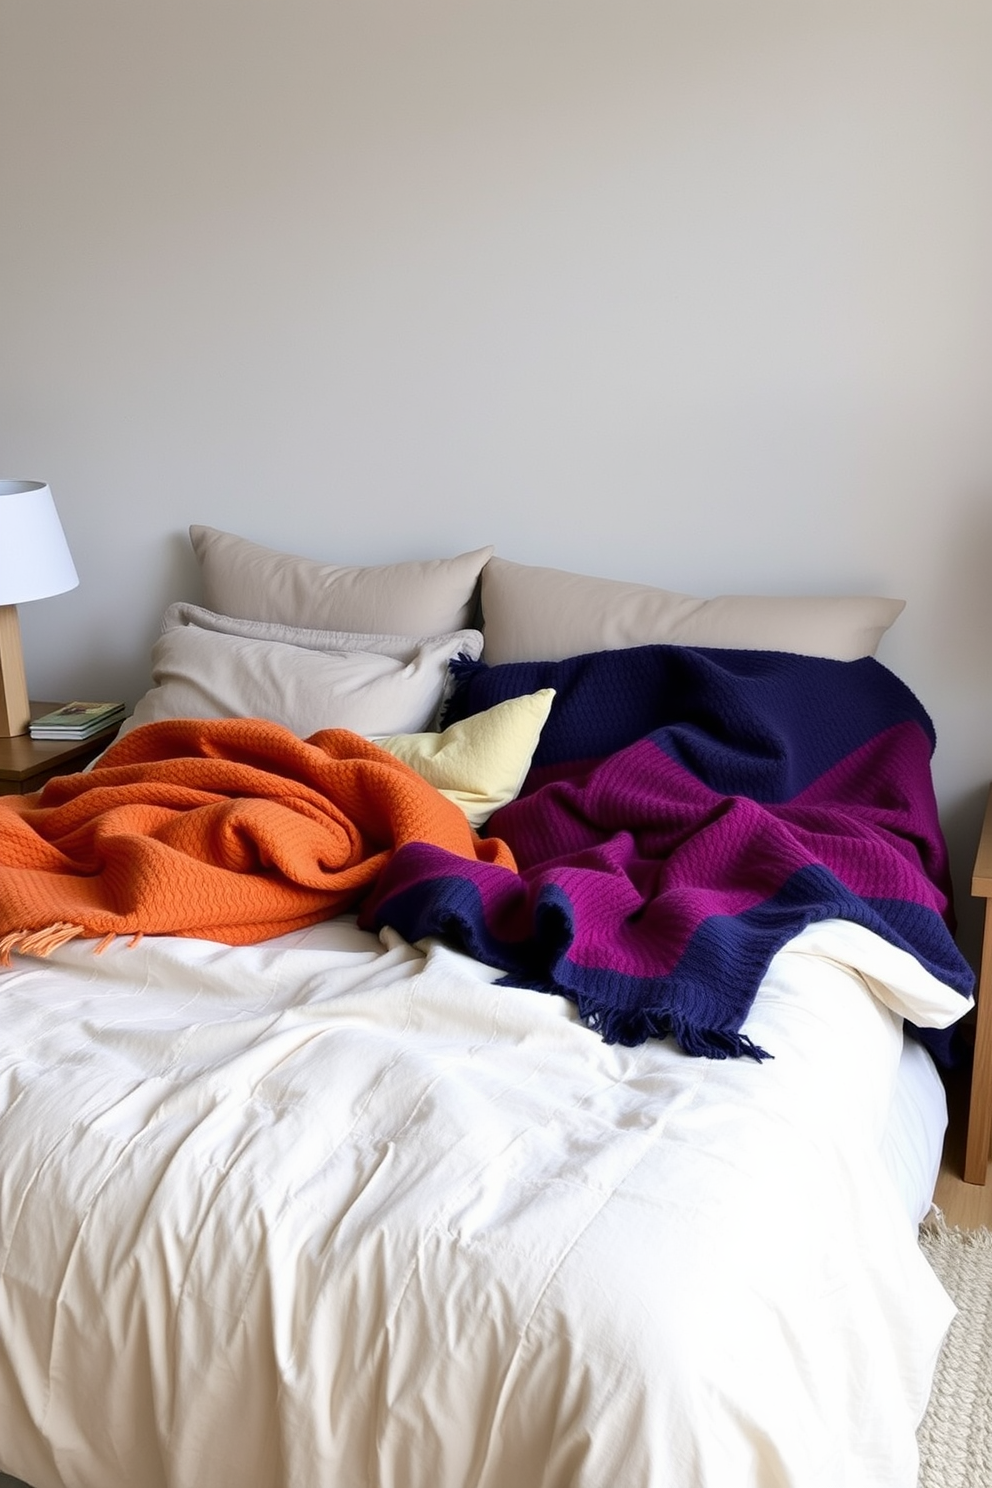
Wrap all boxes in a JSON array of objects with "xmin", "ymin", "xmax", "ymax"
[
  {"xmin": 479, "ymin": 556, "xmax": 905, "ymax": 663},
  {"xmin": 119, "ymin": 604, "xmax": 483, "ymax": 741},
  {"xmin": 190, "ymin": 526, "xmax": 494, "ymax": 636},
  {"xmin": 373, "ymin": 689, "xmax": 556, "ymax": 828}
]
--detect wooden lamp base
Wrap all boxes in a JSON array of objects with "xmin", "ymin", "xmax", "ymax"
[{"xmin": 0, "ymin": 604, "xmax": 31, "ymax": 738}]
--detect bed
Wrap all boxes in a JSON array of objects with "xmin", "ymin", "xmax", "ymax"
[{"xmin": 0, "ymin": 529, "xmax": 975, "ymax": 1488}]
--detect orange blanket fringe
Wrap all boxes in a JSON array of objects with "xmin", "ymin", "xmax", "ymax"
[{"xmin": 0, "ymin": 717, "xmax": 516, "ymax": 959}]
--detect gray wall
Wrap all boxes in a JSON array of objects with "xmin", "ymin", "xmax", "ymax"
[{"xmin": 1, "ymin": 1, "xmax": 990, "ymax": 958}]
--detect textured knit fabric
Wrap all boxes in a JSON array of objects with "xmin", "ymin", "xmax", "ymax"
[
  {"xmin": 367, "ymin": 647, "xmax": 974, "ymax": 1058},
  {"xmin": 0, "ymin": 717, "xmax": 513, "ymax": 952}
]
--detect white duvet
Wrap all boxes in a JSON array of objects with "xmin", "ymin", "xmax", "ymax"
[{"xmin": 0, "ymin": 917, "xmax": 966, "ymax": 1488}]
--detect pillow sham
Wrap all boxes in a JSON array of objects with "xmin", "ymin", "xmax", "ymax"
[
  {"xmin": 373, "ymin": 689, "xmax": 555, "ymax": 829},
  {"xmin": 190, "ymin": 526, "xmax": 494, "ymax": 636},
  {"xmin": 120, "ymin": 604, "xmax": 483, "ymax": 741},
  {"xmin": 479, "ymin": 556, "xmax": 904, "ymax": 663}
]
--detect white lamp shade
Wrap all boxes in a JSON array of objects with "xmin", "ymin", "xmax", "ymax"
[{"xmin": 0, "ymin": 481, "xmax": 79, "ymax": 605}]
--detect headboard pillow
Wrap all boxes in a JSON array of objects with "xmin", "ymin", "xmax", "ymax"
[
  {"xmin": 190, "ymin": 526, "xmax": 494, "ymax": 636},
  {"xmin": 120, "ymin": 604, "xmax": 483, "ymax": 741},
  {"xmin": 373, "ymin": 689, "xmax": 556, "ymax": 829},
  {"xmin": 479, "ymin": 556, "xmax": 905, "ymax": 663}
]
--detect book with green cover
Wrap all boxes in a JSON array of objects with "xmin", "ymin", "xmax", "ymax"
[{"xmin": 29, "ymin": 701, "xmax": 125, "ymax": 739}]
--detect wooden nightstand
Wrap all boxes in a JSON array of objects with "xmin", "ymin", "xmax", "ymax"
[
  {"xmin": 0, "ymin": 701, "xmax": 123, "ymax": 797},
  {"xmin": 964, "ymin": 784, "xmax": 992, "ymax": 1183}
]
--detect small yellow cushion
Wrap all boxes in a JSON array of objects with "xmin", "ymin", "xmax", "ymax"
[{"xmin": 374, "ymin": 689, "xmax": 555, "ymax": 829}]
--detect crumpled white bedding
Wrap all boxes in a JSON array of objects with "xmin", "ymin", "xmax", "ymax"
[{"xmin": 0, "ymin": 917, "xmax": 966, "ymax": 1488}]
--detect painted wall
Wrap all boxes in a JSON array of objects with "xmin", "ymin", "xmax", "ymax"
[{"xmin": 1, "ymin": 1, "xmax": 990, "ymax": 958}]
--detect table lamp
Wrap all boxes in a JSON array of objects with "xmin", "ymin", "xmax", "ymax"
[{"xmin": 0, "ymin": 480, "xmax": 79, "ymax": 737}]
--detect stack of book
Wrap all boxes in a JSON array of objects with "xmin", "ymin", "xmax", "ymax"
[{"xmin": 29, "ymin": 701, "xmax": 126, "ymax": 741}]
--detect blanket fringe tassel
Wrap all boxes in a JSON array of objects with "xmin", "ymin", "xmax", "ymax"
[{"xmin": 0, "ymin": 922, "xmax": 88, "ymax": 966}]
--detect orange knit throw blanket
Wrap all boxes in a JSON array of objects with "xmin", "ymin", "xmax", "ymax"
[{"xmin": 0, "ymin": 717, "xmax": 515, "ymax": 959}]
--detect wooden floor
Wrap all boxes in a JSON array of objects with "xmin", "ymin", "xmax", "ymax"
[{"xmin": 933, "ymin": 1059, "xmax": 992, "ymax": 1229}]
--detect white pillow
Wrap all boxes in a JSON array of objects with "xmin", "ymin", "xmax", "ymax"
[
  {"xmin": 480, "ymin": 557, "xmax": 905, "ymax": 663},
  {"xmin": 120, "ymin": 604, "xmax": 483, "ymax": 741},
  {"xmin": 373, "ymin": 689, "xmax": 556, "ymax": 829},
  {"xmin": 190, "ymin": 526, "xmax": 494, "ymax": 636}
]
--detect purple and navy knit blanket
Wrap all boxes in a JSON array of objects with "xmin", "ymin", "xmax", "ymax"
[{"xmin": 363, "ymin": 646, "xmax": 973, "ymax": 1060}]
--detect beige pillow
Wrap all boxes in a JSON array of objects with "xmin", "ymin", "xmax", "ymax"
[
  {"xmin": 373, "ymin": 689, "xmax": 556, "ymax": 829},
  {"xmin": 119, "ymin": 604, "xmax": 483, "ymax": 741},
  {"xmin": 190, "ymin": 526, "xmax": 494, "ymax": 636},
  {"xmin": 480, "ymin": 557, "xmax": 905, "ymax": 663}
]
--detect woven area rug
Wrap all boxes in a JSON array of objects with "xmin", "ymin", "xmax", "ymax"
[{"xmin": 918, "ymin": 1215, "xmax": 992, "ymax": 1488}]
